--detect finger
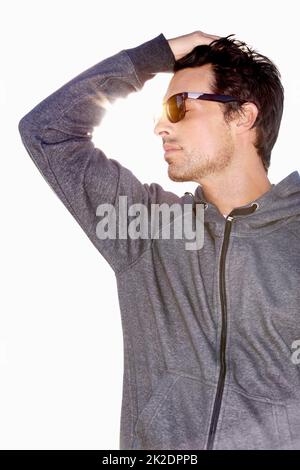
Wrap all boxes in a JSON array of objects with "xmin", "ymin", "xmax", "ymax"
[{"xmin": 208, "ymin": 34, "xmax": 221, "ymax": 39}]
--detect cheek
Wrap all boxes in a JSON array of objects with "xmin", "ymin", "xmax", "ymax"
[
  {"xmin": 180, "ymin": 111, "xmax": 227, "ymax": 150},
  {"xmin": 184, "ymin": 121, "xmax": 218, "ymax": 150}
]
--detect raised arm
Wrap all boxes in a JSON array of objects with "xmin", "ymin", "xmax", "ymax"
[{"xmin": 18, "ymin": 33, "xmax": 179, "ymax": 273}]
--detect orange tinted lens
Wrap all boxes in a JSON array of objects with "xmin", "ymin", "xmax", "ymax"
[{"xmin": 167, "ymin": 94, "xmax": 185, "ymax": 122}]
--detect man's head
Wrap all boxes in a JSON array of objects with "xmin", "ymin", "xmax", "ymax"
[{"xmin": 154, "ymin": 35, "xmax": 284, "ymax": 182}]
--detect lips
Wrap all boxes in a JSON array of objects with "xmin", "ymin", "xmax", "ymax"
[{"xmin": 163, "ymin": 144, "xmax": 181, "ymax": 152}]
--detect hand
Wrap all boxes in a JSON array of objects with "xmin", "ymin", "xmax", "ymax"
[{"xmin": 167, "ymin": 30, "xmax": 221, "ymax": 61}]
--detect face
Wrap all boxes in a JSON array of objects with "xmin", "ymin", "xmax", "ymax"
[{"xmin": 153, "ymin": 64, "xmax": 236, "ymax": 183}]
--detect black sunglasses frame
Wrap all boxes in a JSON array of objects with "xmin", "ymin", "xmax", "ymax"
[{"xmin": 162, "ymin": 92, "xmax": 248, "ymax": 123}]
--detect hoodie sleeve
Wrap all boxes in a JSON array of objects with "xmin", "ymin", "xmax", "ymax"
[{"xmin": 18, "ymin": 33, "xmax": 179, "ymax": 273}]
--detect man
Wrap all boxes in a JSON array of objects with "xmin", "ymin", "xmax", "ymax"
[{"xmin": 19, "ymin": 30, "xmax": 300, "ymax": 450}]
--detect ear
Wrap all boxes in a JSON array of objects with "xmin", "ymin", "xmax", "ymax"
[{"xmin": 235, "ymin": 102, "xmax": 259, "ymax": 132}]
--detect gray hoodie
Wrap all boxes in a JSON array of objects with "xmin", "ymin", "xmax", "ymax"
[{"xmin": 18, "ymin": 33, "xmax": 300, "ymax": 450}]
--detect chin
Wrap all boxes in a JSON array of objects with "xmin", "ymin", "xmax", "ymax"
[{"xmin": 168, "ymin": 168, "xmax": 190, "ymax": 183}]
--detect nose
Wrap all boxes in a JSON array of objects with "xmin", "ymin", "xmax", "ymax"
[{"xmin": 153, "ymin": 106, "xmax": 172, "ymax": 136}]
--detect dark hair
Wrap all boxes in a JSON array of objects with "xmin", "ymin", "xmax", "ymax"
[{"xmin": 173, "ymin": 35, "xmax": 284, "ymax": 172}]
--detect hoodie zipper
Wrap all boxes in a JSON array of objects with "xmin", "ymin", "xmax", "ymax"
[
  {"xmin": 205, "ymin": 202, "xmax": 258, "ymax": 450},
  {"xmin": 206, "ymin": 214, "xmax": 234, "ymax": 450}
]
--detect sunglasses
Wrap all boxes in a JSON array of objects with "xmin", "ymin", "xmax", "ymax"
[{"xmin": 160, "ymin": 92, "xmax": 248, "ymax": 123}]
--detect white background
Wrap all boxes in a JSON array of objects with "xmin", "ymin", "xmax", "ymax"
[{"xmin": 1, "ymin": 0, "xmax": 299, "ymax": 449}]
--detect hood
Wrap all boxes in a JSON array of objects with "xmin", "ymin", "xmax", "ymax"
[{"xmin": 193, "ymin": 170, "xmax": 300, "ymax": 236}]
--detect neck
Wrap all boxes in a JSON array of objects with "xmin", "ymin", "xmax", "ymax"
[{"xmin": 196, "ymin": 158, "xmax": 272, "ymax": 217}]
